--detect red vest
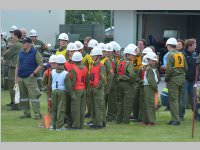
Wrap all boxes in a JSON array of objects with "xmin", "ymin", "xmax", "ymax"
[
  {"xmin": 45, "ymin": 68, "xmax": 51, "ymax": 77},
  {"xmin": 117, "ymin": 61, "xmax": 126, "ymax": 76},
  {"xmin": 73, "ymin": 65, "xmax": 88, "ymax": 90},
  {"xmin": 64, "ymin": 61, "xmax": 73, "ymax": 72},
  {"xmin": 90, "ymin": 63, "xmax": 102, "ymax": 87},
  {"xmin": 141, "ymin": 69, "xmax": 145, "ymax": 80}
]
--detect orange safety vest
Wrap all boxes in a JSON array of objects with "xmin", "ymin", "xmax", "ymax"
[
  {"xmin": 45, "ymin": 68, "xmax": 51, "ymax": 77},
  {"xmin": 117, "ymin": 61, "xmax": 126, "ymax": 76},
  {"xmin": 141, "ymin": 68, "xmax": 145, "ymax": 80},
  {"xmin": 73, "ymin": 65, "xmax": 88, "ymax": 90},
  {"xmin": 64, "ymin": 61, "xmax": 73, "ymax": 72},
  {"xmin": 90, "ymin": 63, "xmax": 102, "ymax": 87}
]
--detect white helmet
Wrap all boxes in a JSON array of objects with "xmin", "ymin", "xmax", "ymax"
[
  {"xmin": 90, "ymin": 46, "xmax": 103, "ymax": 56},
  {"xmin": 56, "ymin": 54, "xmax": 66, "ymax": 64},
  {"xmin": 10, "ymin": 25, "xmax": 18, "ymax": 32},
  {"xmin": 88, "ymin": 39, "xmax": 98, "ymax": 48},
  {"xmin": 29, "ymin": 29, "xmax": 38, "ymax": 37},
  {"xmin": 166, "ymin": 37, "xmax": 177, "ymax": 46},
  {"xmin": 74, "ymin": 41, "xmax": 84, "ymax": 50},
  {"xmin": 1, "ymin": 32, "xmax": 7, "ymax": 39},
  {"xmin": 67, "ymin": 42, "xmax": 78, "ymax": 51},
  {"xmin": 104, "ymin": 43, "xmax": 113, "ymax": 51},
  {"xmin": 142, "ymin": 47, "xmax": 153, "ymax": 54},
  {"xmin": 58, "ymin": 33, "xmax": 69, "ymax": 41},
  {"xmin": 49, "ymin": 55, "xmax": 57, "ymax": 63},
  {"xmin": 127, "ymin": 43, "xmax": 137, "ymax": 49},
  {"xmin": 72, "ymin": 51, "xmax": 83, "ymax": 62},
  {"xmin": 110, "ymin": 41, "xmax": 121, "ymax": 51},
  {"xmin": 142, "ymin": 55, "xmax": 149, "ymax": 65},
  {"xmin": 97, "ymin": 43, "xmax": 106, "ymax": 51},
  {"xmin": 145, "ymin": 52, "xmax": 158, "ymax": 61},
  {"xmin": 123, "ymin": 46, "xmax": 137, "ymax": 56}
]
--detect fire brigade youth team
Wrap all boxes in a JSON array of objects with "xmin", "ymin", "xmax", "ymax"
[{"xmin": 2, "ymin": 26, "xmax": 200, "ymax": 131}]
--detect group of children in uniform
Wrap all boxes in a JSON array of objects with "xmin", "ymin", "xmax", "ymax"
[{"xmin": 42, "ymin": 37, "xmax": 161, "ymax": 131}]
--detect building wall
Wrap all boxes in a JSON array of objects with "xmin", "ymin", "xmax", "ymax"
[
  {"xmin": 114, "ymin": 10, "xmax": 137, "ymax": 48},
  {"xmin": 1, "ymin": 10, "xmax": 65, "ymax": 47}
]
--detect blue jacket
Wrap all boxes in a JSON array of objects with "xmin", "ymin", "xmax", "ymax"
[
  {"xmin": 183, "ymin": 50, "xmax": 198, "ymax": 82},
  {"xmin": 18, "ymin": 48, "xmax": 38, "ymax": 78}
]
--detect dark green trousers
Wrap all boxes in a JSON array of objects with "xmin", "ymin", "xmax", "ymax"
[
  {"xmin": 71, "ymin": 90, "xmax": 86, "ymax": 129},
  {"xmin": 51, "ymin": 90, "xmax": 66, "ymax": 128},
  {"xmin": 91, "ymin": 86, "xmax": 105, "ymax": 126},
  {"xmin": 107, "ymin": 79, "xmax": 118, "ymax": 121},
  {"xmin": 8, "ymin": 67, "xmax": 15, "ymax": 104},
  {"xmin": 18, "ymin": 76, "xmax": 41, "ymax": 116},
  {"xmin": 143, "ymin": 85, "xmax": 156, "ymax": 123},
  {"xmin": 168, "ymin": 81, "xmax": 183, "ymax": 122},
  {"xmin": 116, "ymin": 81, "xmax": 133, "ymax": 123}
]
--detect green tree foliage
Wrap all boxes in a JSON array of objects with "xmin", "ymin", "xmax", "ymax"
[{"xmin": 65, "ymin": 10, "xmax": 111, "ymax": 28}]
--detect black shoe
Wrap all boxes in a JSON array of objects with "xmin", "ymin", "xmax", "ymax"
[
  {"xmin": 9, "ymin": 104, "xmax": 20, "ymax": 111},
  {"xmin": 20, "ymin": 114, "xmax": 31, "ymax": 119},
  {"xmin": 6, "ymin": 103, "xmax": 14, "ymax": 107},
  {"xmin": 129, "ymin": 115, "xmax": 134, "ymax": 120},
  {"xmin": 85, "ymin": 113, "xmax": 91, "ymax": 118},
  {"xmin": 169, "ymin": 121, "xmax": 180, "ymax": 126},
  {"xmin": 87, "ymin": 121, "xmax": 93, "ymax": 126},
  {"xmin": 167, "ymin": 121, "xmax": 174, "ymax": 125},
  {"xmin": 89, "ymin": 124, "xmax": 103, "ymax": 129}
]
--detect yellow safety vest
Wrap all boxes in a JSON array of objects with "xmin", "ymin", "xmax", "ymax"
[
  {"xmin": 83, "ymin": 54, "xmax": 94, "ymax": 74},
  {"xmin": 55, "ymin": 49, "xmax": 67, "ymax": 59},
  {"xmin": 100, "ymin": 57, "xmax": 108, "ymax": 65},
  {"xmin": 100, "ymin": 57, "xmax": 110, "ymax": 84},
  {"xmin": 133, "ymin": 55, "xmax": 143, "ymax": 70}
]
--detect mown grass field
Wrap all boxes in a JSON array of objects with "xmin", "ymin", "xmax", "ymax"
[{"xmin": 1, "ymin": 90, "xmax": 200, "ymax": 142}]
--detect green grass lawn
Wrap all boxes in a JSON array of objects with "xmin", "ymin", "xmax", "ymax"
[{"xmin": 1, "ymin": 90, "xmax": 200, "ymax": 142}]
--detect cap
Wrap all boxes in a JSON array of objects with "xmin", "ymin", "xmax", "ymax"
[{"xmin": 22, "ymin": 37, "xmax": 32, "ymax": 44}]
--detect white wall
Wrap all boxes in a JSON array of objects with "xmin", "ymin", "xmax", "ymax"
[
  {"xmin": 1, "ymin": 10, "xmax": 65, "ymax": 47},
  {"xmin": 114, "ymin": 10, "xmax": 137, "ymax": 48}
]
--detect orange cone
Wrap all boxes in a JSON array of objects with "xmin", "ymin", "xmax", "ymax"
[
  {"xmin": 44, "ymin": 114, "xmax": 51, "ymax": 129},
  {"xmin": 154, "ymin": 91, "xmax": 159, "ymax": 109}
]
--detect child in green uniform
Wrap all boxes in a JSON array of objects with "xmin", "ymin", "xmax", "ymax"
[
  {"xmin": 89, "ymin": 47, "xmax": 106, "ymax": 129},
  {"xmin": 49, "ymin": 54, "xmax": 70, "ymax": 131},
  {"xmin": 142, "ymin": 52, "xmax": 159, "ymax": 125}
]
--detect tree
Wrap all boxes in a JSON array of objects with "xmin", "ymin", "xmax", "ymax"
[{"xmin": 65, "ymin": 10, "xmax": 111, "ymax": 28}]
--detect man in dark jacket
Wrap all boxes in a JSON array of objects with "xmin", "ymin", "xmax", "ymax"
[{"xmin": 181, "ymin": 39, "xmax": 200, "ymax": 121}]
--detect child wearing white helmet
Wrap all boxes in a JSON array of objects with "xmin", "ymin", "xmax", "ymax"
[
  {"xmin": 43, "ymin": 55, "xmax": 58, "ymax": 91},
  {"xmin": 66, "ymin": 42, "xmax": 79, "ymax": 60},
  {"xmin": 68, "ymin": 52, "xmax": 88, "ymax": 129},
  {"xmin": 116, "ymin": 45, "xmax": 137, "ymax": 124},
  {"xmin": 106, "ymin": 41, "xmax": 121, "ymax": 121},
  {"xmin": 64, "ymin": 42, "xmax": 78, "ymax": 72},
  {"xmin": 99, "ymin": 43, "xmax": 114, "ymax": 124},
  {"xmin": 42, "ymin": 55, "xmax": 58, "ymax": 117},
  {"xmin": 88, "ymin": 46, "xmax": 107, "ymax": 129},
  {"xmin": 49, "ymin": 54, "xmax": 70, "ymax": 131},
  {"xmin": 141, "ymin": 52, "xmax": 159, "ymax": 126},
  {"xmin": 62, "ymin": 43, "xmax": 79, "ymax": 128},
  {"xmin": 55, "ymin": 33, "xmax": 69, "ymax": 59}
]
